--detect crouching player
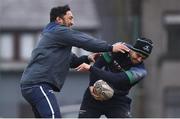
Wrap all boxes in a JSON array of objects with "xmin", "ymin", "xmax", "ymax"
[{"xmin": 76, "ymin": 38, "xmax": 153, "ymax": 118}]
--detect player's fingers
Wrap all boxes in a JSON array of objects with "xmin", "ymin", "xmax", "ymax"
[
  {"xmin": 94, "ymin": 96, "xmax": 104, "ymax": 101},
  {"xmin": 121, "ymin": 43, "xmax": 130, "ymax": 52},
  {"xmin": 76, "ymin": 65, "xmax": 88, "ymax": 72},
  {"xmin": 89, "ymin": 87, "xmax": 98, "ymax": 96},
  {"xmin": 89, "ymin": 87, "xmax": 104, "ymax": 101},
  {"xmin": 89, "ymin": 86, "xmax": 95, "ymax": 95},
  {"xmin": 75, "ymin": 65, "xmax": 83, "ymax": 71},
  {"xmin": 90, "ymin": 58, "xmax": 95, "ymax": 63},
  {"xmin": 118, "ymin": 48, "xmax": 125, "ymax": 53},
  {"xmin": 75, "ymin": 65, "xmax": 80, "ymax": 71}
]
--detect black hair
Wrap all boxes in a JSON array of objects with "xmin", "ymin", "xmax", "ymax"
[{"xmin": 50, "ymin": 5, "xmax": 71, "ymax": 22}]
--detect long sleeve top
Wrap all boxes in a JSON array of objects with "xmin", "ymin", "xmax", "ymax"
[
  {"xmin": 89, "ymin": 52, "xmax": 147, "ymax": 91},
  {"xmin": 84, "ymin": 51, "xmax": 147, "ymax": 105},
  {"xmin": 20, "ymin": 22, "xmax": 113, "ymax": 91}
]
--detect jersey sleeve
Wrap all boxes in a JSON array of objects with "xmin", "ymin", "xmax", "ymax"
[
  {"xmin": 102, "ymin": 52, "xmax": 112, "ymax": 63},
  {"xmin": 89, "ymin": 63, "xmax": 147, "ymax": 87},
  {"xmin": 69, "ymin": 53, "xmax": 90, "ymax": 68},
  {"xmin": 55, "ymin": 27, "xmax": 113, "ymax": 52},
  {"xmin": 89, "ymin": 66, "xmax": 130, "ymax": 87},
  {"xmin": 125, "ymin": 63, "xmax": 147, "ymax": 85},
  {"xmin": 89, "ymin": 55, "xmax": 108, "ymax": 86}
]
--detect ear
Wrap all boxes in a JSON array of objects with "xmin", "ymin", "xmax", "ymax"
[{"xmin": 56, "ymin": 17, "xmax": 63, "ymax": 24}]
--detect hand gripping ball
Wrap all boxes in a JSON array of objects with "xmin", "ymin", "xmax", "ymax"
[{"xmin": 93, "ymin": 80, "xmax": 114, "ymax": 101}]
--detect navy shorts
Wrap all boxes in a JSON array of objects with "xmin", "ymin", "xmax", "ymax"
[{"xmin": 21, "ymin": 83, "xmax": 61, "ymax": 118}]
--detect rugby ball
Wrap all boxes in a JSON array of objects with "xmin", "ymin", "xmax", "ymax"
[{"xmin": 93, "ymin": 80, "xmax": 114, "ymax": 100}]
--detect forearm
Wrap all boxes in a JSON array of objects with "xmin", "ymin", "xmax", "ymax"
[
  {"xmin": 89, "ymin": 56, "xmax": 108, "ymax": 85},
  {"xmin": 70, "ymin": 54, "xmax": 90, "ymax": 68},
  {"xmin": 89, "ymin": 64, "xmax": 147, "ymax": 87},
  {"xmin": 71, "ymin": 31, "xmax": 113, "ymax": 52},
  {"xmin": 125, "ymin": 66, "xmax": 147, "ymax": 85},
  {"xmin": 89, "ymin": 66, "xmax": 130, "ymax": 86},
  {"xmin": 56, "ymin": 29, "xmax": 113, "ymax": 52}
]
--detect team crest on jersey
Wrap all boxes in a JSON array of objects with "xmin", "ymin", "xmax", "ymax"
[{"xmin": 143, "ymin": 45, "xmax": 150, "ymax": 52}]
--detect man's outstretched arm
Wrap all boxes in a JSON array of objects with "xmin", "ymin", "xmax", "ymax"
[{"xmin": 76, "ymin": 63, "xmax": 147, "ymax": 87}]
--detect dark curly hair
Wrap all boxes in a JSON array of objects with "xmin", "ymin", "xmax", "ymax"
[{"xmin": 50, "ymin": 5, "xmax": 71, "ymax": 22}]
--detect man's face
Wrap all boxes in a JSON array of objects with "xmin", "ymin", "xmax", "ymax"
[
  {"xmin": 61, "ymin": 11, "xmax": 74, "ymax": 27},
  {"xmin": 129, "ymin": 50, "xmax": 146, "ymax": 64}
]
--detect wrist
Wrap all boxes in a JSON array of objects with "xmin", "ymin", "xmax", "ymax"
[
  {"xmin": 87, "ymin": 55, "xmax": 92, "ymax": 62},
  {"xmin": 89, "ymin": 66, "xmax": 93, "ymax": 72},
  {"xmin": 108, "ymin": 45, "xmax": 113, "ymax": 52}
]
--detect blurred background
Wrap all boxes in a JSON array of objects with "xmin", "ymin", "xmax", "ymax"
[{"xmin": 0, "ymin": 0, "xmax": 180, "ymax": 118}]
